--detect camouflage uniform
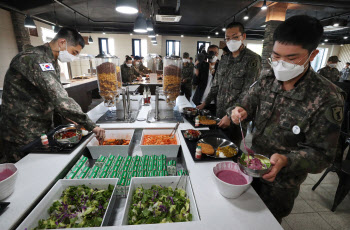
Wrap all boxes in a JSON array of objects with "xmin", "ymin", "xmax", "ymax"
[
  {"xmin": 121, "ymin": 63, "xmax": 139, "ymax": 83},
  {"xmin": 0, "ymin": 43, "xmax": 96, "ymax": 163},
  {"xmin": 181, "ymin": 62, "xmax": 194, "ymax": 100},
  {"xmin": 135, "ymin": 63, "xmax": 151, "ymax": 76},
  {"xmin": 318, "ymin": 65, "xmax": 340, "ymax": 83},
  {"xmin": 204, "ymin": 47, "xmax": 261, "ymax": 146},
  {"xmin": 237, "ymin": 67, "xmax": 344, "ymax": 222}
]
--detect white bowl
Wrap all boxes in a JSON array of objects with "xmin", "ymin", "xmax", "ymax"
[
  {"xmin": 0, "ymin": 163, "xmax": 18, "ymax": 200},
  {"xmin": 212, "ymin": 162, "xmax": 252, "ymax": 199}
]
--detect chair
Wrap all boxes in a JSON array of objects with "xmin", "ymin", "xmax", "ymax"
[{"xmin": 312, "ymin": 131, "xmax": 350, "ymax": 212}]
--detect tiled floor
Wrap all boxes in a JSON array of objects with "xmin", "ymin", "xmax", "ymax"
[{"xmin": 241, "ymin": 131, "xmax": 350, "ymax": 230}]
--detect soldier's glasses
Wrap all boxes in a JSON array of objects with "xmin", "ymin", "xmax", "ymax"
[
  {"xmin": 268, "ymin": 53, "xmax": 312, "ymax": 70},
  {"xmin": 224, "ymin": 34, "xmax": 243, "ymax": 42}
]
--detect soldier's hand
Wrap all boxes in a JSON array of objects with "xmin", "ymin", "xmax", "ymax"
[
  {"xmin": 196, "ymin": 103, "xmax": 206, "ymax": 110},
  {"xmin": 231, "ymin": 106, "xmax": 247, "ymax": 124},
  {"xmin": 218, "ymin": 115, "xmax": 231, "ymax": 129},
  {"xmin": 92, "ymin": 127, "xmax": 106, "ymax": 142},
  {"xmin": 262, "ymin": 153, "xmax": 288, "ymax": 182}
]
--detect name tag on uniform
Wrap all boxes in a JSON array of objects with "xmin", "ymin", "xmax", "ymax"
[{"xmin": 39, "ymin": 63, "xmax": 55, "ymax": 71}]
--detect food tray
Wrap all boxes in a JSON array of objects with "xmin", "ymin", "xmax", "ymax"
[
  {"xmin": 87, "ymin": 129, "xmax": 135, "ymax": 158},
  {"xmin": 181, "ymin": 130, "xmax": 242, "ymax": 162},
  {"xmin": 183, "ymin": 115, "xmax": 220, "ymax": 129},
  {"xmin": 17, "ymin": 179, "xmax": 118, "ymax": 230},
  {"xmin": 121, "ymin": 176, "xmax": 200, "ymax": 225},
  {"xmin": 140, "ymin": 129, "xmax": 181, "ymax": 157},
  {"xmin": 19, "ymin": 125, "xmax": 93, "ymax": 154}
]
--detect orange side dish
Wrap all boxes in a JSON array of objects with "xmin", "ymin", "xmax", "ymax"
[{"xmin": 142, "ymin": 135, "xmax": 177, "ymax": 145}]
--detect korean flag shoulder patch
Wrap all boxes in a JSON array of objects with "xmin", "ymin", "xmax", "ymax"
[{"xmin": 39, "ymin": 63, "xmax": 55, "ymax": 71}]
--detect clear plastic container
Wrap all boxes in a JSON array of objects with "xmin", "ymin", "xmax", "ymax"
[
  {"xmin": 162, "ymin": 56, "xmax": 182, "ymax": 105},
  {"xmin": 95, "ymin": 54, "xmax": 121, "ymax": 107}
]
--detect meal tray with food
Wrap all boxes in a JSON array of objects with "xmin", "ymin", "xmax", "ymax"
[
  {"xmin": 20, "ymin": 125, "xmax": 93, "ymax": 154},
  {"xmin": 183, "ymin": 115, "xmax": 220, "ymax": 129},
  {"xmin": 181, "ymin": 130, "xmax": 242, "ymax": 162},
  {"xmin": 17, "ymin": 178, "xmax": 118, "ymax": 230},
  {"xmin": 121, "ymin": 176, "xmax": 200, "ymax": 225}
]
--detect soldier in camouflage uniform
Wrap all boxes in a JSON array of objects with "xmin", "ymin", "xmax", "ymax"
[
  {"xmin": 121, "ymin": 57, "xmax": 141, "ymax": 83},
  {"xmin": 0, "ymin": 27, "xmax": 105, "ymax": 163},
  {"xmin": 134, "ymin": 56, "xmax": 151, "ymax": 76},
  {"xmin": 181, "ymin": 52, "xmax": 194, "ymax": 100},
  {"xmin": 197, "ymin": 22, "xmax": 261, "ymax": 146},
  {"xmin": 318, "ymin": 56, "xmax": 341, "ymax": 83},
  {"xmin": 231, "ymin": 15, "xmax": 344, "ymax": 222}
]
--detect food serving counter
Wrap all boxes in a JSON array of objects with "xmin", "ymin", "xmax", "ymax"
[{"xmin": 0, "ymin": 96, "xmax": 282, "ymax": 230}]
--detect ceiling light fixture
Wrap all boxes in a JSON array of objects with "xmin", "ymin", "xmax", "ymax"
[
  {"xmin": 53, "ymin": 3, "xmax": 60, "ymax": 33},
  {"xmin": 24, "ymin": 15, "xmax": 36, "ymax": 28},
  {"xmin": 146, "ymin": 19, "xmax": 154, "ymax": 31},
  {"xmin": 208, "ymin": 36, "xmax": 211, "ymax": 39},
  {"xmin": 181, "ymin": 35, "xmax": 184, "ymax": 37},
  {"xmin": 148, "ymin": 31, "xmax": 156, "ymax": 38},
  {"xmin": 322, "ymin": 43, "xmax": 325, "ymax": 45},
  {"xmin": 243, "ymin": 8, "xmax": 249, "ymax": 20},
  {"xmin": 261, "ymin": 0, "xmax": 267, "ymax": 10},
  {"xmin": 324, "ymin": 39, "xmax": 328, "ymax": 42},
  {"xmin": 115, "ymin": 0, "xmax": 138, "ymax": 14},
  {"xmin": 344, "ymin": 36, "xmax": 348, "ymax": 39},
  {"xmin": 222, "ymin": 27, "xmax": 226, "ymax": 31},
  {"xmin": 156, "ymin": 34, "xmax": 159, "ymax": 36},
  {"xmin": 130, "ymin": 33, "xmax": 133, "ymax": 35},
  {"xmin": 215, "ymin": 32, "xmax": 219, "ymax": 35},
  {"xmin": 134, "ymin": 13, "xmax": 148, "ymax": 33},
  {"xmin": 341, "ymin": 44, "xmax": 344, "ymax": 46}
]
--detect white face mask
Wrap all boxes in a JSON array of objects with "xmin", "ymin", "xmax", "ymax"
[
  {"xmin": 226, "ymin": 39, "xmax": 242, "ymax": 52},
  {"xmin": 183, "ymin": 58, "xmax": 189, "ymax": 63},
  {"xmin": 58, "ymin": 42, "xmax": 77, "ymax": 63},
  {"xmin": 135, "ymin": 62, "xmax": 140, "ymax": 66},
  {"xmin": 329, "ymin": 63, "xmax": 337, "ymax": 68},
  {"xmin": 271, "ymin": 54, "xmax": 311, "ymax": 82},
  {"xmin": 209, "ymin": 56, "xmax": 218, "ymax": 63},
  {"xmin": 126, "ymin": 63, "xmax": 132, "ymax": 67}
]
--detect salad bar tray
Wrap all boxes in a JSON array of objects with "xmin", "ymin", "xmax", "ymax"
[
  {"xmin": 181, "ymin": 130, "xmax": 242, "ymax": 162},
  {"xmin": 20, "ymin": 125, "xmax": 93, "ymax": 154}
]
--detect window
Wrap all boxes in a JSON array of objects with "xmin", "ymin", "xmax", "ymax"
[
  {"xmin": 311, "ymin": 47, "xmax": 328, "ymax": 72},
  {"xmin": 166, "ymin": 40, "xmax": 181, "ymax": 56},
  {"xmin": 246, "ymin": 43, "xmax": 263, "ymax": 56},
  {"xmin": 197, "ymin": 41, "xmax": 211, "ymax": 53},
  {"xmin": 41, "ymin": 27, "xmax": 56, "ymax": 43},
  {"xmin": 98, "ymin": 38, "xmax": 109, "ymax": 55},
  {"xmin": 132, "ymin": 39, "xmax": 141, "ymax": 57}
]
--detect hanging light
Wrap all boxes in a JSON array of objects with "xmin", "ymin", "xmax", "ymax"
[
  {"xmin": 115, "ymin": 0, "xmax": 138, "ymax": 14},
  {"xmin": 130, "ymin": 33, "xmax": 133, "ymax": 35},
  {"xmin": 344, "ymin": 36, "xmax": 348, "ymax": 39},
  {"xmin": 208, "ymin": 36, "xmax": 211, "ymax": 39},
  {"xmin": 52, "ymin": 3, "xmax": 60, "ymax": 33},
  {"xmin": 146, "ymin": 19, "xmax": 153, "ymax": 31},
  {"xmin": 88, "ymin": 35, "xmax": 93, "ymax": 43},
  {"xmin": 244, "ymin": 8, "xmax": 249, "ymax": 20},
  {"xmin": 134, "ymin": 13, "xmax": 148, "ymax": 33},
  {"xmin": 324, "ymin": 39, "xmax": 328, "ymax": 42},
  {"xmin": 222, "ymin": 27, "xmax": 226, "ymax": 31},
  {"xmin": 24, "ymin": 15, "xmax": 36, "ymax": 28},
  {"xmin": 148, "ymin": 31, "xmax": 156, "ymax": 38},
  {"xmin": 181, "ymin": 35, "xmax": 184, "ymax": 37},
  {"xmin": 215, "ymin": 32, "xmax": 219, "ymax": 35},
  {"xmin": 261, "ymin": 0, "xmax": 267, "ymax": 10},
  {"xmin": 156, "ymin": 34, "xmax": 159, "ymax": 36},
  {"xmin": 151, "ymin": 37, "xmax": 157, "ymax": 43}
]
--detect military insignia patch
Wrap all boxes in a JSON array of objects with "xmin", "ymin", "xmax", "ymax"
[
  {"xmin": 39, "ymin": 63, "xmax": 55, "ymax": 71},
  {"xmin": 332, "ymin": 106, "xmax": 343, "ymax": 122}
]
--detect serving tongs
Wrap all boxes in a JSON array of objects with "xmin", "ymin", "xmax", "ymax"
[
  {"xmin": 169, "ymin": 122, "xmax": 180, "ymax": 139},
  {"xmin": 238, "ymin": 117, "xmax": 255, "ymax": 158}
]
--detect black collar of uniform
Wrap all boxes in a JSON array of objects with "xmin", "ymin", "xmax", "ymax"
[{"xmin": 270, "ymin": 65, "xmax": 312, "ymax": 101}]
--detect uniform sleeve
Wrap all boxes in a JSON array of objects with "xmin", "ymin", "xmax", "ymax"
[
  {"xmin": 204, "ymin": 62, "xmax": 220, "ymax": 105},
  {"xmin": 226, "ymin": 55, "xmax": 262, "ymax": 116},
  {"xmin": 12, "ymin": 55, "xmax": 96, "ymax": 131},
  {"xmin": 182, "ymin": 66, "xmax": 193, "ymax": 83},
  {"xmin": 282, "ymin": 94, "xmax": 344, "ymax": 174}
]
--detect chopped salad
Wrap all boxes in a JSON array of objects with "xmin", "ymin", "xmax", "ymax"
[
  {"xmin": 239, "ymin": 153, "xmax": 271, "ymax": 170},
  {"xmin": 128, "ymin": 185, "xmax": 192, "ymax": 225},
  {"xmin": 34, "ymin": 184, "xmax": 113, "ymax": 229}
]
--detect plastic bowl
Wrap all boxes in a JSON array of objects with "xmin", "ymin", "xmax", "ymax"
[
  {"xmin": 212, "ymin": 162, "xmax": 252, "ymax": 199},
  {"xmin": 238, "ymin": 153, "xmax": 272, "ymax": 178},
  {"xmin": 0, "ymin": 163, "xmax": 18, "ymax": 200}
]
